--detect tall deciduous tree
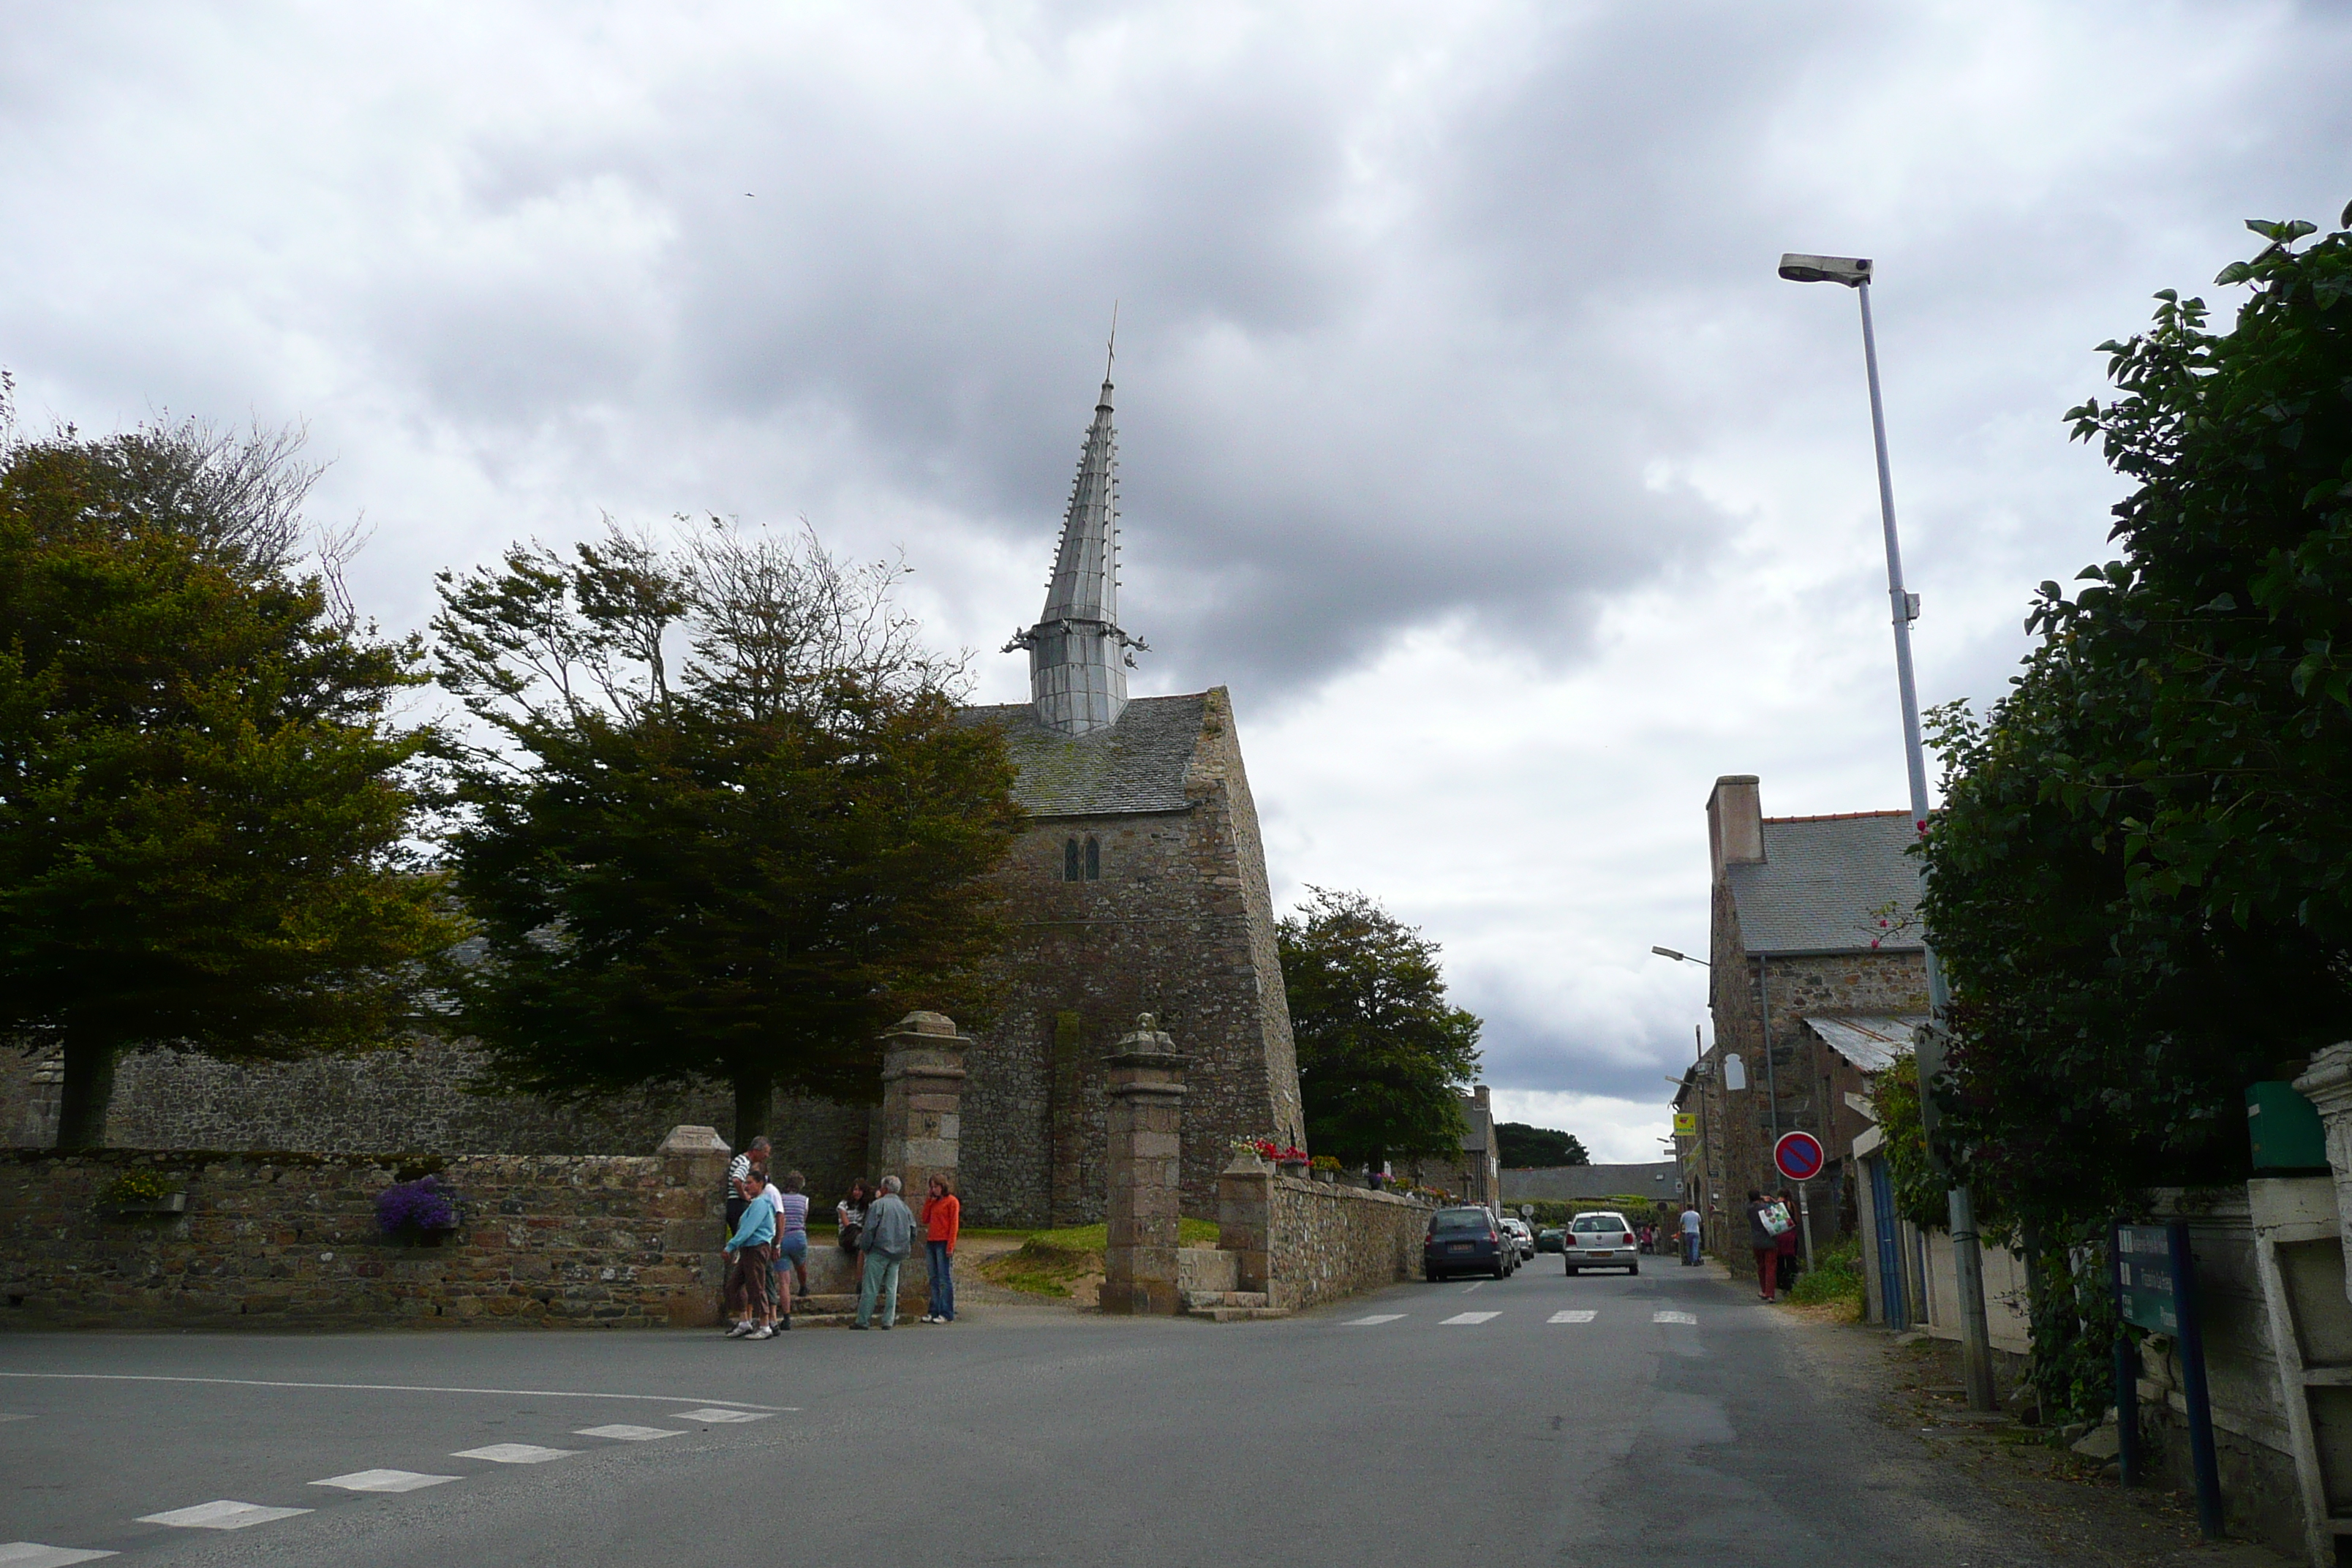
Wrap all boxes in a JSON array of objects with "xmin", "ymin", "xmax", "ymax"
[
  {"xmin": 1496, "ymin": 1122, "xmax": 1588, "ymax": 1168},
  {"xmin": 432, "ymin": 523, "xmax": 1018, "ymax": 1149},
  {"xmin": 1278, "ymin": 886, "xmax": 1482, "ymax": 1174},
  {"xmin": 0, "ymin": 402, "xmax": 458, "ymax": 1148}
]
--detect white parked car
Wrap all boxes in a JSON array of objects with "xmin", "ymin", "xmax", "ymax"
[
  {"xmin": 1499, "ymin": 1216, "xmax": 1536, "ymax": 1261},
  {"xmin": 1563, "ymin": 1211, "xmax": 1640, "ymax": 1275}
]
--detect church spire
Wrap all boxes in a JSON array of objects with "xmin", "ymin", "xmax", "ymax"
[{"xmin": 1007, "ymin": 347, "xmax": 1146, "ymax": 736}]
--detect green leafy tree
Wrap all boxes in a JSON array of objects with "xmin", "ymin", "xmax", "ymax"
[
  {"xmin": 1278, "ymin": 886, "xmax": 1482, "ymax": 1173},
  {"xmin": 1919, "ymin": 206, "xmax": 2352, "ymax": 1422},
  {"xmin": 432, "ymin": 523, "xmax": 1019, "ymax": 1148},
  {"xmin": 1496, "ymin": 1122, "xmax": 1588, "ymax": 1168},
  {"xmin": 0, "ymin": 402, "xmax": 459, "ymax": 1148}
]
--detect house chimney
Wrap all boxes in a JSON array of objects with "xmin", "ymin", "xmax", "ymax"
[
  {"xmin": 1707, "ymin": 775, "xmax": 1765, "ymax": 880},
  {"xmin": 1473, "ymin": 1085, "xmax": 1490, "ymax": 1109}
]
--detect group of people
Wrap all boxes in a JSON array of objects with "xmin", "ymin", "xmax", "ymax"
[
  {"xmin": 720, "ymin": 1137, "xmax": 963, "ymax": 1338},
  {"xmin": 1742, "ymin": 1188, "xmax": 1804, "ymax": 1301}
]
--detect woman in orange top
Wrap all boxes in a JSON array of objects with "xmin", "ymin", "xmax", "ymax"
[{"xmin": 920, "ymin": 1175, "xmax": 961, "ymax": 1324}]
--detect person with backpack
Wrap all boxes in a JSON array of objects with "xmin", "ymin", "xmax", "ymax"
[
  {"xmin": 1775, "ymin": 1189, "xmax": 1803, "ymax": 1295},
  {"xmin": 852, "ymin": 1175, "xmax": 915, "ymax": 1330},
  {"xmin": 1744, "ymin": 1189, "xmax": 1783, "ymax": 1303},
  {"xmin": 919, "ymin": 1174, "xmax": 961, "ymax": 1324}
]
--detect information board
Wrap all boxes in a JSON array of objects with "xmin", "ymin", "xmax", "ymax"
[{"xmin": 2115, "ymin": 1224, "xmax": 2180, "ymax": 1335}]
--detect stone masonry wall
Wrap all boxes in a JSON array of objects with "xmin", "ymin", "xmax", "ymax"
[
  {"xmin": 1220, "ymin": 1160, "xmax": 1430, "ymax": 1313},
  {"xmin": 962, "ymin": 688, "xmax": 1305, "ymax": 1229},
  {"xmin": 0, "ymin": 1145, "xmax": 728, "ymax": 1330}
]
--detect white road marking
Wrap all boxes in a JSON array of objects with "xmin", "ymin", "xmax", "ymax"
[
  {"xmin": 1342, "ymin": 1314, "xmax": 1406, "ymax": 1327},
  {"xmin": 1459, "ymin": 1281, "xmax": 1485, "ymax": 1293},
  {"xmin": 0, "ymin": 1414, "xmax": 32, "ymax": 1423},
  {"xmin": 0, "ymin": 1373, "xmax": 788, "ymax": 1411},
  {"xmin": 1549, "ymin": 1310, "xmax": 1597, "ymax": 1324},
  {"xmin": 1441, "ymin": 1311, "xmax": 1501, "ymax": 1325},
  {"xmin": 1654, "ymin": 1311, "xmax": 1697, "ymax": 1324},
  {"xmin": 672, "ymin": 1407, "xmax": 774, "ymax": 1424},
  {"xmin": 0, "ymin": 1545, "xmax": 118, "ymax": 1567},
  {"xmin": 575, "ymin": 1424, "xmax": 684, "ymax": 1441},
  {"xmin": 137, "ymin": 1501, "xmax": 312, "ymax": 1530},
  {"xmin": 310, "ymin": 1470, "xmax": 461, "ymax": 1493},
  {"xmin": 451, "ymin": 1444, "xmax": 577, "ymax": 1464}
]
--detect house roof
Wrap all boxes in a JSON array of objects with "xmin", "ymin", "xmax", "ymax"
[
  {"xmin": 1725, "ymin": 811, "xmax": 1925, "ymax": 954},
  {"xmin": 957, "ymin": 693, "xmax": 1205, "ymax": 818},
  {"xmin": 1501, "ymin": 1162, "xmax": 1682, "ymax": 1202},
  {"xmin": 1803, "ymin": 1014, "xmax": 1929, "ymax": 1074}
]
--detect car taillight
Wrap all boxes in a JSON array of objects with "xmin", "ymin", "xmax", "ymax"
[{"xmin": 1623, "ymin": 1234, "xmax": 1635, "ymax": 1245}]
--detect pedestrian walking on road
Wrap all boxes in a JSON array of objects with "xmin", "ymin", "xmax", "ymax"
[
  {"xmin": 1745, "ymin": 1189, "xmax": 1780, "ymax": 1303},
  {"xmin": 1680, "ymin": 1202, "xmax": 1702, "ymax": 1267},
  {"xmin": 724, "ymin": 1170, "xmax": 779, "ymax": 1339},
  {"xmin": 853, "ymin": 1175, "xmax": 915, "ymax": 1330},
  {"xmin": 837, "ymin": 1178, "xmax": 871, "ymax": 1259},
  {"xmin": 920, "ymin": 1175, "xmax": 960, "ymax": 1323},
  {"xmin": 775, "ymin": 1170, "xmax": 812, "ymax": 1303},
  {"xmin": 1775, "ymin": 1190, "xmax": 1802, "ymax": 1294}
]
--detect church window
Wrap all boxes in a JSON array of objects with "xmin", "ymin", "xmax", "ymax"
[
  {"xmin": 1085, "ymin": 837, "xmax": 1101, "ymax": 880},
  {"xmin": 1064, "ymin": 839, "xmax": 1082, "ymax": 881}
]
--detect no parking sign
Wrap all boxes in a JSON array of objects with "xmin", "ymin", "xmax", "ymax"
[{"xmin": 1773, "ymin": 1131, "xmax": 1825, "ymax": 1183}]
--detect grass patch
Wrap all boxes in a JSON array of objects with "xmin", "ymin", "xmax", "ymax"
[
  {"xmin": 1790, "ymin": 1237, "xmax": 1866, "ymax": 1318},
  {"xmin": 976, "ymin": 1218, "xmax": 1221, "ymax": 1297}
]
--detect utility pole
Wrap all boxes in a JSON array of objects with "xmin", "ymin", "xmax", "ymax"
[{"xmin": 1779, "ymin": 252, "xmax": 1998, "ymax": 1412}]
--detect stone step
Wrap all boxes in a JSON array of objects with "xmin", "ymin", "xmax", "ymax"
[
  {"xmin": 1198, "ymin": 1305, "xmax": 1293, "ymax": 1323},
  {"xmin": 1182, "ymin": 1289, "xmax": 1270, "ymax": 1311}
]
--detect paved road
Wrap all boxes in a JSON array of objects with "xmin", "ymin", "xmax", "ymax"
[{"xmin": 5, "ymin": 1259, "xmax": 2107, "ymax": 1567}]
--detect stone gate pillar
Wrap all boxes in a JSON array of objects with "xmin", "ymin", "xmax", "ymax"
[
  {"xmin": 2293, "ymin": 1043, "xmax": 2352, "ymax": 1303},
  {"xmin": 877, "ymin": 1011, "xmax": 972, "ymax": 1202},
  {"xmin": 655, "ymin": 1124, "xmax": 731, "ymax": 1327},
  {"xmin": 1102, "ymin": 1015, "xmax": 1188, "ymax": 1316}
]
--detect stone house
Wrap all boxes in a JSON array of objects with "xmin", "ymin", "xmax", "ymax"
[
  {"xmin": 1688, "ymin": 774, "xmax": 1929, "ymax": 1260},
  {"xmin": 1, "ymin": 367, "xmax": 1307, "ymax": 1232},
  {"xmin": 1400, "ymin": 1086, "xmax": 1501, "ymax": 1210}
]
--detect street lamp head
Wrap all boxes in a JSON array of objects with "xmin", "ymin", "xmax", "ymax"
[
  {"xmin": 1650, "ymin": 945, "xmax": 1686, "ymax": 962},
  {"xmin": 1779, "ymin": 252, "xmax": 1872, "ymax": 287}
]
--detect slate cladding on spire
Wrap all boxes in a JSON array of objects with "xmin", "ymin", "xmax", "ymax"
[{"xmin": 1006, "ymin": 372, "xmax": 1145, "ymax": 735}]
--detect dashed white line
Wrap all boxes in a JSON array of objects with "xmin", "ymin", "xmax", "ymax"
[
  {"xmin": 451, "ymin": 1444, "xmax": 578, "ymax": 1464},
  {"xmin": 1342, "ymin": 1314, "xmax": 1406, "ymax": 1327},
  {"xmin": 137, "ymin": 1501, "xmax": 312, "ymax": 1530},
  {"xmin": 575, "ymin": 1424, "xmax": 684, "ymax": 1441},
  {"xmin": 0, "ymin": 1545, "xmax": 118, "ymax": 1567},
  {"xmin": 1549, "ymin": 1310, "xmax": 1597, "ymax": 1324},
  {"xmin": 1441, "ymin": 1311, "xmax": 1501, "ymax": 1325},
  {"xmin": 1654, "ymin": 1311, "xmax": 1697, "ymax": 1324},
  {"xmin": 672, "ymin": 1408, "xmax": 773, "ymax": 1424},
  {"xmin": 0, "ymin": 1373, "xmax": 788, "ymax": 1411},
  {"xmin": 310, "ymin": 1470, "xmax": 461, "ymax": 1493}
]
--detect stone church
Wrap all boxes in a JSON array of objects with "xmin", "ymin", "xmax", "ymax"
[{"xmin": 1, "ymin": 369, "xmax": 1305, "ymax": 1229}]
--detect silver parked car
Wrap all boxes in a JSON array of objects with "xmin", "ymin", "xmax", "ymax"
[
  {"xmin": 1563, "ymin": 1210, "xmax": 1640, "ymax": 1275},
  {"xmin": 1499, "ymin": 1216, "xmax": 1536, "ymax": 1261}
]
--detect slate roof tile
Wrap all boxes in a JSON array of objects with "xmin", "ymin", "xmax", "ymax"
[
  {"xmin": 957, "ymin": 693, "xmax": 1205, "ymax": 818},
  {"xmin": 1726, "ymin": 812, "xmax": 1925, "ymax": 954}
]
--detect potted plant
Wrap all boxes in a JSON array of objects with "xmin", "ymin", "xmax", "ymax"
[
  {"xmin": 375, "ymin": 1175, "xmax": 459, "ymax": 1245},
  {"xmin": 100, "ymin": 1169, "xmax": 186, "ymax": 1218},
  {"xmin": 1310, "ymin": 1155, "xmax": 1342, "ymax": 1185},
  {"xmin": 1272, "ymin": 1144, "xmax": 1311, "ymax": 1180}
]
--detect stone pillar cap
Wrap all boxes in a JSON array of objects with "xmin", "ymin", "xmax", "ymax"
[
  {"xmin": 2293, "ymin": 1042, "xmax": 2352, "ymax": 1109},
  {"xmin": 1113, "ymin": 1012, "xmax": 1178, "ymax": 1054},
  {"xmin": 656, "ymin": 1125, "xmax": 731, "ymax": 1156},
  {"xmin": 889, "ymin": 1010, "xmax": 962, "ymax": 1037}
]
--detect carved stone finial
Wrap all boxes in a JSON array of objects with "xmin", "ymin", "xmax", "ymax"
[{"xmin": 1137, "ymin": 1011, "xmax": 1156, "ymax": 1030}]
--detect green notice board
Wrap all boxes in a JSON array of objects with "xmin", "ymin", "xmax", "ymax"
[{"xmin": 2115, "ymin": 1224, "xmax": 2180, "ymax": 1335}]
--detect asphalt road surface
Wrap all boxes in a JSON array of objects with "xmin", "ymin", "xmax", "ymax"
[{"xmin": 5, "ymin": 1259, "xmax": 2125, "ymax": 1567}]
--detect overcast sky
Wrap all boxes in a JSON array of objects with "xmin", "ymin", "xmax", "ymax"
[{"xmin": 6, "ymin": 1, "xmax": 2348, "ymax": 1160}]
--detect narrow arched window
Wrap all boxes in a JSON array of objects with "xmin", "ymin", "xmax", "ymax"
[
  {"xmin": 1064, "ymin": 838, "xmax": 1082, "ymax": 881},
  {"xmin": 1085, "ymin": 837, "xmax": 1101, "ymax": 880}
]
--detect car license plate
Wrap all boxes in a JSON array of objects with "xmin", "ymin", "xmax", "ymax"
[
  {"xmin": 1591, "ymin": 1249, "xmax": 1617, "ymax": 1258},
  {"xmin": 1447, "ymin": 1243, "xmax": 1471, "ymax": 1254}
]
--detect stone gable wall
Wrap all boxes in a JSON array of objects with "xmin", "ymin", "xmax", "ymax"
[{"xmin": 0, "ymin": 1146, "xmax": 727, "ymax": 1330}]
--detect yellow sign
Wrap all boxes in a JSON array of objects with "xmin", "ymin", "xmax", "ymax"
[{"xmin": 1673, "ymin": 1112, "xmax": 1698, "ymax": 1137}]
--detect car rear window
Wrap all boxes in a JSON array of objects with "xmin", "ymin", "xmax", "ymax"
[
  {"xmin": 1431, "ymin": 1210, "xmax": 1490, "ymax": 1234},
  {"xmin": 1572, "ymin": 1215, "xmax": 1626, "ymax": 1232}
]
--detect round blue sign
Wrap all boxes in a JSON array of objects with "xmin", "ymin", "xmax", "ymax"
[{"xmin": 1774, "ymin": 1131, "xmax": 1825, "ymax": 1182}]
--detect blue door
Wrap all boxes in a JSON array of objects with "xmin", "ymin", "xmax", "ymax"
[{"xmin": 1869, "ymin": 1156, "xmax": 1908, "ymax": 1330}]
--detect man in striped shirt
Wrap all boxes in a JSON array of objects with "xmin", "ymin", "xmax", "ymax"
[{"xmin": 725, "ymin": 1137, "xmax": 771, "ymax": 1239}]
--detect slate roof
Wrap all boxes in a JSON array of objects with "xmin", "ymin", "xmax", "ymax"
[
  {"xmin": 1803, "ymin": 1015, "xmax": 1929, "ymax": 1074},
  {"xmin": 957, "ymin": 693, "xmax": 1205, "ymax": 818},
  {"xmin": 1725, "ymin": 811, "xmax": 1925, "ymax": 954},
  {"xmin": 1501, "ymin": 1162, "xmax": 1683, "ymax": 1202}
]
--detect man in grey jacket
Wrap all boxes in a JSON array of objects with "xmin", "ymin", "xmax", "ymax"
[{"xmin": 853, "ymin": 1174, "xmax": 916, "ymax": 1330}]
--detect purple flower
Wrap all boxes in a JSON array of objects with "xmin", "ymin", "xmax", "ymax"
[{"xmin": 375, "ymin": 1176, "xmax": 459, "ymax": 1235}]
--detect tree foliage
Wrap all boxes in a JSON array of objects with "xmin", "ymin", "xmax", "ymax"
[
  {"xmin": 1496, "ymin": 1121, "xmax": 1588, "ymax": 1168},
  {"xmin": 0, "ymin": 398, "xmax": 457, "ymax": 1147},
  {"xmin": 431, "ymin": 522, "xmax": 1019, "ymax": 1147},
  {"xmin": 1278, "ymin": 886, "xmax": 1482, "ymax": 1172},
  {"xmin": 1919, "ymin": 206, "xmax": 2352, "ymax": 1420}
]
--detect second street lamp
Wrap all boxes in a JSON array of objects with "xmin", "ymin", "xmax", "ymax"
[{"xmin": 1779, "ymin": 249, "xmax": 1997, "ymax": 1412}]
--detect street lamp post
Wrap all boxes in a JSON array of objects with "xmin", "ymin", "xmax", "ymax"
[{"xmin": 1778, "ymin": 252, "xmax": 1997, "ymax": 1413}]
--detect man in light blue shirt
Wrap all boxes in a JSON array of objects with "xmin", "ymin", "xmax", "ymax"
[
  {"xmin": 853, "ymin": 1174, "xmax": 916, "ymax": 1330},
  {"xmin": 724, "ymin": 1171, "xmax": 778, "ymax": 1339}
]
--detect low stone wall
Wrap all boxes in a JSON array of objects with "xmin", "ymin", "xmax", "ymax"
[
  {"xmin": 1218, "ymin": 1160, "xmax": 1430, "ymax": 1312},
  {"xmin": 0, "ymin": 1136, "xmax": 731, "ymax": 1331}
]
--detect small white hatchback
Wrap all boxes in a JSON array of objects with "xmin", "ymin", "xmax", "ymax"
[{"xmin": 1563, "ymin": 1211, "xmax": 1640, "ymax": 1275}]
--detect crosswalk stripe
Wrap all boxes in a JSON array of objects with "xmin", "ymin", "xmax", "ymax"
[
  {"xmin": 1441, "ymin": 1311, "xmax": 1500, "ymax": 1325},
  {"xmin": 136, "ymin": 1501, "xmax": 312, "ymax": 1531},
  {"xmin": 575, "ymin": 1424, "xmax": 685, "ymax": 1441},
  {"xmin": 1549, "ymin": 1310, "xmax": 1597, "ymax": 1324},
  {"xmin": 673, "ymin": 1407, "xmax": 773, "ymax": 1424},
  {"xmin": 1653, "ymin": 1311, "xmax": 1697, "ymax": 1324},
  {"xmin": 451, "ymin": 1444, "xmax": 577, "ymax": 1464},
  {"xmin": 0, "ymin": 1546, "xmax": 118, "ymax": 1567},
  {"xmin": 1343, "ymin": 1313, "xmax": 1406, "ymax": 1327},
  {"xmin": 309, "ymin": 1470, "xmax": 460, "ymax": 1493}
]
